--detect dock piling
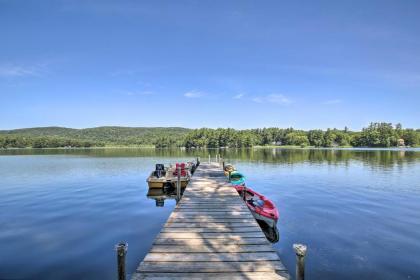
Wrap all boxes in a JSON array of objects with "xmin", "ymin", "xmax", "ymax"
[
  {"xmin": 116, "ymin": 242, "xmax": 127, "ymax": 280},
  {"xmin": 208, "ymin": 154, "xmax": 211, "ymax": 163},
  {"xmin": 293, "ymin": 243, "xmax": 307, "ymax": 280},
  {"xmin": 176, "ymin": 166, "xmax": 181, "ymax": 204}
]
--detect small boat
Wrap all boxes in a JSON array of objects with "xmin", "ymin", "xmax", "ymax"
[
  {"xmin": 234, "ymin": 185, "xmax": 279, "ymax": 228},
  {"xmin": 147, "ymin": 163, "xmax": 191, "ymax": 189},
  {"xmin": 224, "ymin": 164, "xmax": 235, "ymax": 176},
  {"xmin": 166, "ymin": 163, "xmax": 191, "ymax": 188},
  {"xmin": 229, "ymin": 171, "xmax": 245, "ymax": 186},
  {"xmin": 146, "ymin": 164, "xmax": 168, "ymax": 189}
]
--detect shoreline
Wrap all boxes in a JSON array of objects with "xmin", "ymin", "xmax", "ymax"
[{"xmin": 1, "ymin": 146, "xmax": 419, "ymax": 151}]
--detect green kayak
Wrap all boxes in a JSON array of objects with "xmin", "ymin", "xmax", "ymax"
[{"xmin": 229, "ymin": 171, "xmax": 246, "ymax": 186}]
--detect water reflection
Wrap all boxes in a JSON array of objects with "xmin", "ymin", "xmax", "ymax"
[
  {"xmin": 1, "ymin": 148, "xmax": 418, "ymax": 170},
  {"xmin": 146, "ymin": 188, "xmax": 185, "ymax": 207},
  {"xmin": 257, "ymin": 220, "xmax": 280, "ymax": 243}
]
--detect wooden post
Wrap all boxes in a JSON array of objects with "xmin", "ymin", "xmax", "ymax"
[
  {"xmin": 116, "ymin": 242, "xmax": 127, "ymax": 280},
  {"xmin": 222, "ymin": 161, "xmax": 225, "ymax": 170},
  {"xmin": 293, "ymin": 244, "xmax": 307, "ymax": 280},
  {"xmin": 176, "ymin": 166, "xmax": 181, "ymax": 204},
  {"xmin": 208, "ymin": 154, "xmax": 211, "ymax": 163},
  {"xmin": 228, "ymin": 170, "xmax": 231, "ymax": 181},
  {"xmin": 197, "ymin": 157, "xmax": 200, "ymax": 166}
]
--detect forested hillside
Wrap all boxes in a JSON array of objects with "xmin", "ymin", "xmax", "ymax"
[
  {"xmin": 0, "ymin": 123, "xmax": 418, "ymax": 149},
  {"xmin": 0, "ymin": 126, "xmax": 189, "ymax": 148}
]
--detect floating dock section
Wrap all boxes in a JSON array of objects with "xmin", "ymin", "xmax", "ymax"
[{"xmin": 132, "ymin": 163, "xmax": 290, "ymax": 280}]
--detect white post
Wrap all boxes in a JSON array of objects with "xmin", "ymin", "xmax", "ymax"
[
  {"xmin": 293, "ymin": 244, "xmax": 307, "ymax": 280},
  {"xmin": 176, "ymin": 166, "xmax": 181, "ymax": 204}
]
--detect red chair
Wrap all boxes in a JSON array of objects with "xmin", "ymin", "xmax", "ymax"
[{"xmin": 173, "ymin": 163, "xmax": 187, "ymax": 177}]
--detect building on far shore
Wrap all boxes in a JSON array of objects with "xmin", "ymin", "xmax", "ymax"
[{"xmin": 398, "ymin": 138, "xmax": 405, "ymax": 146}]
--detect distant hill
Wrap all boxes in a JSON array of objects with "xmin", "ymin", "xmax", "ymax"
[
  {"xmin": 1, "ymin": 123, "xmax": 418, "ymax": 149},
  {"xmin": 0, "ymin": 127, "xmax": 79, "ymax": 137},
  {"xmin": 0, "ymin": 126, "xmax": 191, "ymax": 147}
]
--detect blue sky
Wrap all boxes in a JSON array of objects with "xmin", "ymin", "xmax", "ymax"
[{"xmin": 0, "ymin": 0, "xmax": 419, "ymax": 130}]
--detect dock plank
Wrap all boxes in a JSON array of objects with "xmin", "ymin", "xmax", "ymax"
[
  {"xmin": 144, "ymin": 252, "xmax": 281, "ymax": 262},
  {"xmin": 153, "ymin": 237, "xmax": 270, "ymax": 246},
  {"xmin": 164, "ymin": 222, "xmax": 259, "ymax": 228},
  {"xmin": 149, "ymin": 244, "xmax": 276, "ymax": 253},
  {"xmin": 157, "ymin": 232, "xmax": 266, "ymax": 239},
  {"xmin": 161, "ymin": 227, "xmax": 262, "ymax": 233},
  {"xmin": 167, "ymin": 217, "xmax": 257, "ymax": 223},
  {"xmin": 171, "ymin": 212, "xmax": 252, "ymax": 218},
  {"xmin": 132, "ymin": 272, "xmax": 289, "ymax": 280},
  {"xmin": 138, "ymin": 260, "xmax": 286, "ymax": 272}
]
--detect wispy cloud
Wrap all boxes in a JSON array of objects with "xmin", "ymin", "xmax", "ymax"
[
  {"xmin": 233, "ymin": 93, "xmax": 244, "ymax": 99},
  {"xmin": 0, "ymin": 65, "xmax": 41, "ymax": 77},
  {"xmin": 252, "ymin": 94, "xmax": 292, "ymax": 105},
  {"xmin": 266, "ymin": 94, "xmax": 292, "ymax": 104},
  {"xmin": 322, "ymin": 99, "xmax": 342, "ymax": 105},
  {"xmin": 119, "ymin": 90, "xmax": 154, "ymax": 96},
  {"xmin": 184, "ymin": 90, "xmax": 205, "ymax": 98}
]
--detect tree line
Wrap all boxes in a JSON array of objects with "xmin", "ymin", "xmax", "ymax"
[
  {"xmin": 182, "ymin": 123, "xmax": 419, "ymax": 148},
  {"xmin": 0, "ymin": 136, "xmax": 103, "ymax": 149},
  {"xmin": 0, "ymin": 123, "xmax": 418, "ymax": 149}
]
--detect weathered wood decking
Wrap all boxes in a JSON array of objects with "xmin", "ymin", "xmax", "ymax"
[{"xmin": 132, "ymin": 163, "xmax": 290, "ymax": 280}]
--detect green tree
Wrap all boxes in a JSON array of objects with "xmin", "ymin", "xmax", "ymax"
[
  {"xmin": 401, "ymin": 129, "xmax": 419, "ymax": 146},
  {"xmin": 284, "ymin": 132, "xmax": 309, "ymax": 146},
  {"xmin": 359, "ymin": 123, "xmax": 398, "ymax": 147},
  {"xmin": 308, "ymin": 130, "xmax": 324, "ymax": 147},
  {"xmin": 323, "ymin": 129, "xmax": 337, "ymax": 147}
]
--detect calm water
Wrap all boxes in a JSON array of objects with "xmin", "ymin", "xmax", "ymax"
[{"xmin": 0, "ymin": 148, "xmax": 419, "ymax": 279}]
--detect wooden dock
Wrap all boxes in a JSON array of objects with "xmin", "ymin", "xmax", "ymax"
[{"xmin": 131, "ymin": 163, "xmax": 290, "ymax": 280}]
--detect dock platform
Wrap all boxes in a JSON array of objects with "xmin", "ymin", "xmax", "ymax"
[{"xmin": 131, "ymin": 163, "xmax": 290, "ymax": 280}]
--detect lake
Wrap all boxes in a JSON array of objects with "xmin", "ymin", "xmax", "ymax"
[{"xmin": 0, "ymin": 148, "xmax": 419, "ymax": 279}]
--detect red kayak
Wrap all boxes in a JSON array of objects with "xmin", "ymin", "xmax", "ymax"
[{"xmin": 234, "ymin": 185, "xmax": 279, "ymax": 227}]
